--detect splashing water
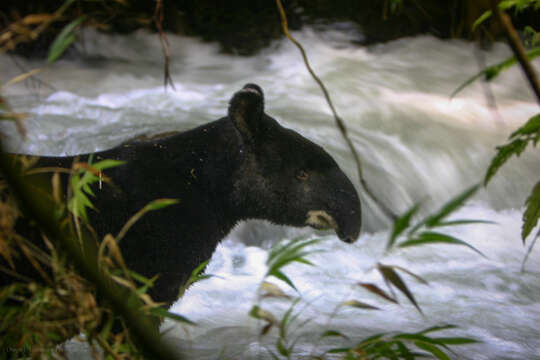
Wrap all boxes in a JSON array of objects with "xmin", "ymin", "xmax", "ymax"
[{"xmin": 1, "ymin": 26, "xmax": 540, "ymax": 359}]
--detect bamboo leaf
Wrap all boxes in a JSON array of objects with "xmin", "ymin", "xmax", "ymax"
[
  {"xmin": 340, "ymin": 299, "xmax": 380, "ymax": 310},
  {"xmin": 451, "ymin": 46, "xmax": 540, "ymax": 98},
  {"xmin": 321, "ymin": 330, "xmax": 349, "ymax": 340},
  {"xmin": 378, "ymin": 264, "xmax": 423, "ymax": 314},
  {"xmin": 387, "ymin": 205, "xmax": 419, "ymax": 250},
  {"xmin": 418, "ymin": 324, "xmax": 457, "ymax": 334},
  {"xmin": 148, "ymin": 307, "xmax": 195, "ymax": 325},
  {"xmin": 270, "ymin": 269, "xmax": 297, "ymax": 292},
  {"xmin": 434, "ymin": 219, "xmax": 495, "ymax": 227},
  {"xmin": 472, "ymin": 10, "xmax": 492, "ymax": 30},
  {"xmin": 259, "ymin": 281, "xmax": 291, "ymax": 299},
  {"xmin": 357, "ymin": 282, "xmax": 398, "ymax": 303},
  {"xmin": 389, "ymin": 265, "xmax": 429, "ymax": 285},
  {"xmin": 415, "ymin": 341, "xmax": 450, "ymax": 360},
  {"xmin": 432, "ymin": 337, "xmax": 480, "ymax": 345},
  {"xmin": 276, "ymin": 338, "xmax": 290, "ymax": 356},
  {"xmin": 357, "ymin": 333, "xmax": 386, "ymax": 346},
  {"xmin": 510, "ymin": 113, "xmax": 540, "ymax": 139},
  {"xmin": 424, "ymin": 185, "xmax": 479, "ymax": 228},
  {"xmin": 249, "ymin": 305, "xmax": 277, "ymax": 335},
  {"xmin": 99, "ymin": 316, "xmax": 114, "ymax": 339},
  {"xmin": 523, "ymin": 181, "xmax": 540, "ymax": 242},
  {"xmin": 522, "ymin": 230, "xmax": 540, "ymax": 271},
  {"xmin": 485, "ymin": 139, "xmax": 529, "ymax": 185},
  {"xmin": 400, "ymin": 232, "xmax": 486, "ymax": 257},
  {"xmin": 327, "ymin": 347, "xmax": 349, "ymax": 354},
  {"xmin": 144, "ymin": 198, "xmax": 180, "ymax": 211},
  {"xmin": 265, "ymin": 237, "xmax": 321, "ymax": 292},
  {"xmin": 91, "ymin": 159, "xmax": 126, "ymax": 170},
  {"xmin": 47, "ymin": 16, "xmax": 86, "ymax": 63},
  {"xmin": 394, "ymin": 333, "xmax": 440, "ymax": 343}
]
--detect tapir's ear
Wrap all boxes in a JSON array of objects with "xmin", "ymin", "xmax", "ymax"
[{"xmin": 228, "ymin": 84, "xmax": 264, "ymax": 142}]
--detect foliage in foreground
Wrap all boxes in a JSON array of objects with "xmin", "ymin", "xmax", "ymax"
[
  {"xmin": 0, "ymin": 156, "xmax": 191, "ymax": 359},
  {"xmin": 452, "ymin": 1, "xmax": 540, "ymax": 267},
  {"xmin": 248, "ymin": 186, "xmax": 484, "ymax": 359}
]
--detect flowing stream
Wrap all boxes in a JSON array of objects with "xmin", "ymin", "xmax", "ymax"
[{"xmin": 1, "ymin": 26, "xmax": 540, "ymax": 359}]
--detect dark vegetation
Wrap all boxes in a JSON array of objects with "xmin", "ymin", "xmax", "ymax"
[
  {"xmin": 2, "ymin": 0, "xmax": 540, "ymax": 56},
  {"xmin": 1, "ymin": 0, "xmax": 540, "ymax": 359}
]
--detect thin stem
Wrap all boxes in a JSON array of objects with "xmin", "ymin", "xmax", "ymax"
[
  {"xmin": 275, "ymin": 0, "xmax": 397, "ymax": 221},
  {"xmin": 489, "ymin": 0, "xmax": 540, "ymax": 105}
]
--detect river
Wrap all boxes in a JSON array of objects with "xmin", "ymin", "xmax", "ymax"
[{"xmin": 1, "ymin": 26, "xmax": 539, "ymax": 359}]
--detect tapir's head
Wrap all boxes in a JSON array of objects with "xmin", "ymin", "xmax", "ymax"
[{"xmin": 228, "ymin": 84, "xmax": 361, "ymax": 243}]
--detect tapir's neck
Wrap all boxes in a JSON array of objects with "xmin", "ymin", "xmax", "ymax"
[{"xmin": 170, "ymin": 117, "xmax": 246, "ymax": 234}]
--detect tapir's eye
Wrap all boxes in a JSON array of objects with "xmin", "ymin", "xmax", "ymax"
[{"xmin": 296, "ymin": 170, "xmax": 309, "ymax": 181}]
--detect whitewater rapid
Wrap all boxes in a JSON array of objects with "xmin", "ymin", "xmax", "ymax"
[{"xmin": 1, "ymin": 26, "xmax": 540, "ymax": 359}]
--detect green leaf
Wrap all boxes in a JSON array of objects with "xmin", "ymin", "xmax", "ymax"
[
  {"xmin": 394, "ymin": 341, "xmax": 416, "ymax": 359},
  {"xmin": 47, "ymin": 16, "xmax": 86, "ymax": 63},
  {"xmin": 393, "ymin": 333, "xmax": 439, "ymax": 343},
  {"xmin": 278, "ymin": 298, "xmax": 303, "ymax": 340},
  {"xmin": 148, "ymin": 307, "xmax": 195, "ymax": 325},
  {"xmin": 249, "ymin": 305, "xmax": 277, "ymax": 335},
  {"xmin": 424, "ymin": 186, "xmax": 479, "ymax": 228},
  {"xmin": 99, "ymin": 316, "xmax": 114, "ymax": 339},
  {"xmin": 91, "ymin": 159, "xmax": 126, "ymax": 170},
  {"xmin": 400, "ymin": 232, "xmax": 486, "ymax": 257},
  {"xmin": 410, "ymin": 185, "xmax": 479, "ymax": 234},
  {"xmin": 340, "ymin": 299, "xmax": 380, "ymax": 310},
  {"xmin": 523, "ymin": 181, "xmax": 540, "ymax": 242},
  {"xmin": 265, "ymin": 237, "xmax": 322, "ymax": 292},
  {"xmin": 415, "ymin": 341, "xmax": 450, "ymax": 360},
  {"xmin": 389, "ymin": 265, "xmax": 429, "ymax": 285},
  {"xmin": 144, "ymin": 198, "xmax": 180, "ymax": 211},
  {"xmin": 127, "ymin": 270, "xmax": 157, "ymax": 288},
  {"xmin": 432, "ymin": 337, "xmax": 480, "ymax": 345},
  {"xmin": 321, "ymin": 330, "xmax": 349, "ymax": 339},
  {"xmin": 472, "ymin": 9, "xmax": 492, "ymax": 30},
  {"xmin": 485, "ymin": 139, "xmax": 528, "ymax": 185},
  {"xmin": 357, "ymin": 333, "xmax": 386, "ymax": 346},
  {"xmin": 387, "ymin": 205, "xmax": 420, "ymax": 251},
  {"xmin": 418, "ymin": 324, "xmax": 458, "ymax": 334},
  {"xmin": 378, "ymin": 264, "xmax": 423, "ymax": 314},
  {"xmin": 522, "ymin": 231, "xmax": 539, "ymax": 271},
  {"xmin": 451, "ymin": 46, "xmax": 540, "ymax": 98},
  {"xmin": 276, "ymin": 338, "xmax": 290, "ymax": 357},
  {"xmin": 270, "ymin": 269, "xmax": 297, "ymax": 292},
  {"xmin": 357, "ymin": 282, "xmax": 398, "ymax": 303},
  {"xmin": 327, "ymin": 347, "xmax": 350, "ymax": 354},
  {"xmin": 510, "ymin": 113, "xmax": 540, "ymax": 139},
  {"xmin": 434, "ymin": 219, "xmax": 495, "ymax": 227}
]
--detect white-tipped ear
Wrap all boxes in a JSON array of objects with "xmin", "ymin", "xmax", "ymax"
[{"xmin": 228, "ymin": 84, "xmax": 264, "ymax": 142}]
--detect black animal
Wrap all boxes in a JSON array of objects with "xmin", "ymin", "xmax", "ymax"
[{"xmin": 6, "ymin": 84, "xmax": 361, "ymax": 306}]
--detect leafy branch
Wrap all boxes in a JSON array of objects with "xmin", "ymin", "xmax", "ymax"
[
  {"xmin": 0, "ymin": 151, "xmax": 181, "ymax": 359},
  {"xmin": 326, "ymin": 324, "xmax": 478, "ymax": 360}
]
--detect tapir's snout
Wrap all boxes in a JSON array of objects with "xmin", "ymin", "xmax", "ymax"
[
  {"xmin": 335, "ymin": 205, "xmax": 361, "ymax": 244},
  {"xmin": 305, "ymin": 168, "xmax": 362, "ymax": 244}
]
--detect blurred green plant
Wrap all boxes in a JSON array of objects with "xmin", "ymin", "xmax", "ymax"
[
  {"xmin": 472, "ymin": 0, "xmax": 540, "ymax": 31},
  {"xmin": 265, "ymin": 236, "xmax": 322, "ymax": 292},
  {"xmin": 326, "ymin": 325, "xmax": 478, "ymax": 360},
  {"xmin": 248, "ymin": 186, "xmax": 485, "ymax": 359},
  {"xmin": 0, "ymin": 155, "xmax": 194, "ymax": 359},
  {"xmin": 68, "ymin": 157, "xmax": 125, "ymax": 222},
  {"xmin": 451, "ymin": 46, "xmax": 540, "ymax": 98},
  {"xmin": 47, "ymin": 15, "xmax": 87, "ymax": 63},
  {"xmin": 453, "ymin": 2, "xmax": 540, "ymax": 268}
]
